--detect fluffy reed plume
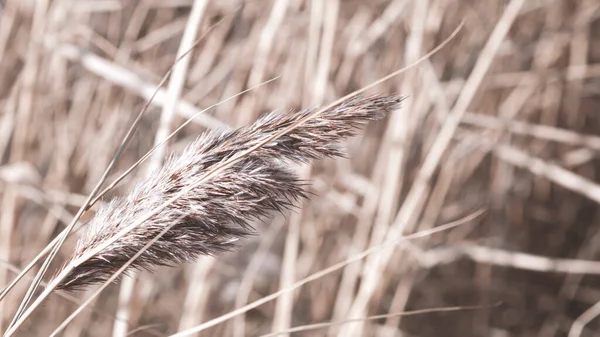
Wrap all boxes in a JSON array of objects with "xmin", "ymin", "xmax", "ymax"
[{"xmin": 55, "ymin": 95, "xmax": 401, "ymax": 291}]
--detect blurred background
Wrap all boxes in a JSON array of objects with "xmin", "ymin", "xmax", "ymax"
[{"xmin": 2, "ymin": 0, "xmax": 600, "ymax": 336}]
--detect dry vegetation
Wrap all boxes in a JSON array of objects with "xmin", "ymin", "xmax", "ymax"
[{"xmin": 1, "ymin": 0, "xmax": 600, "ymax": 336}]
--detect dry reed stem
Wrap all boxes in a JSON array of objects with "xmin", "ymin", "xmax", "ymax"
[
  {"xmin": 491, "ymin": 142, "xmax": 600, "ymax": 205},
  {"xmin": 373, "ymin": 2, "xmax": 430, "ymax": 333},
  {"xmin": 414, "ymin": 243, "xmax": 600, "ymax": 274},
  {"xmin": 260, "ymin": 304, "xmax": 494, "ymax": 337},
  {"xmin": 3, "ymin": 0, "xmax": 49, "ymax": 327},
  {"xmin": 570, "ymin": 300, "xmax": 600, "ymax": 337},
  {"xmin": 233, "ymin": 218, "xmax": 284, "ymax": 337},
  {"xmin": 51, "ymin": 41, "xmax": 226, "ymax": 129},
  {"xmin": 239, "ymin": 0, "xmax": 289, "ymax": 120},
  {"xmin": 176, "ymin": 256, "xmax": 214, "ymax": 332},
  {"xmin": 462, "ymin": 113, "xmax": 600, "ymax": 151},
  {"xmin": 272, "ymin": 1, "xmax": 338, "ymax": 334}
]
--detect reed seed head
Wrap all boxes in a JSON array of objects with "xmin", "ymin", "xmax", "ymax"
[{"xmin": 56, "ymin": 94, "xmax": 401, "ymax": 291}]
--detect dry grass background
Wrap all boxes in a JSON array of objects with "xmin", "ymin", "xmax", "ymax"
[{"xmin": 1, "ymin": 0, "xmax": 600, "ymax": 336}]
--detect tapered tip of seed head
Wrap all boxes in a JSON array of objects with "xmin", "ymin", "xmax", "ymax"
[{"xmin": 345, "ymin": 94, "xmax": 404, "ymax": 118}]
